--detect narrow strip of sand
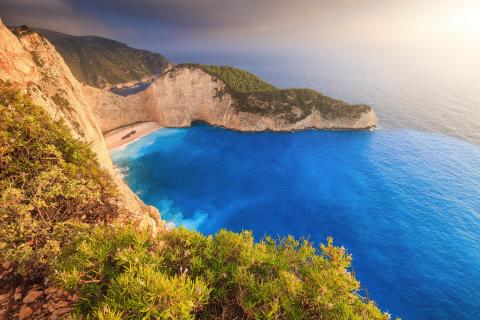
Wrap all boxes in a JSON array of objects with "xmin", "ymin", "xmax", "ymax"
[{"xmin": 104, "ymin": 121, "xmax": 161, "ymax": 150}]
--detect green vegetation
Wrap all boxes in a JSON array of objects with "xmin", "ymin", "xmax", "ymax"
[
  {"xmin": 197, "ymin": 64, "xmax": 277, "ymax": 93},
  {"xmin": 235, "ymin": 88, "xmax": 372, "ymax": 123},
  {"xmin": 57, "ymin": 225, "xmax": 387, "ymax": 319},
  {"xmin": 176, "ymin": 64, "xmax": 372, "ymax": 124},
  {"xmin": 32, "ymin": 28, "xmax": 170, "ymax": 88},
  {"xmin": 171, "ymin": 63, "xmax": 277, "ymax": 93},
  {"xmin": 0, "ymin": 82, "xmax": 119, "ymax": 280},
  {"xmin": 0, "ymin": 84, "xmax": 386, "ymax": 319}
]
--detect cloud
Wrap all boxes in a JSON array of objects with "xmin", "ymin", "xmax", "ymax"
[
  {"xmin": 0, "ymin": 0, "xmax": 127, "ymax": 38},
  {"xmin": 1, "ymin": 0, "xmax": 397, "ymax": 38},
  {"xmin": 1, "ymin": 0, "xmax": 478, "ymax": 58}
]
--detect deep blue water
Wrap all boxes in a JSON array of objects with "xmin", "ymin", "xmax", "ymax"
[{"xmin": 112, "ymin": 124, "xmax": 480, "ymax": 320}]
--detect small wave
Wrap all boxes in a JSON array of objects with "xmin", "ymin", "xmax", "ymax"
[{"xmin": 157, "ymin": 198, "xmax": 208, "ymax": 230}]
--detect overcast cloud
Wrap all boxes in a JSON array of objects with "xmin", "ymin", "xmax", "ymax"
[{"xmin": 1, "ymin": 0, "xmax": 479, "ymax": 59}]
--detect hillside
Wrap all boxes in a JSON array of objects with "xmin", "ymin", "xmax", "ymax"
[
  {"xmin": 195, "ymin": 64, "xmax": 278, "ymax": 93},
  {"xmin": 26, "ymin": 27, "xmax": 170, "ymax": 88}
]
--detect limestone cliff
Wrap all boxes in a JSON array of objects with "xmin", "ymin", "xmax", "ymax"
[
  {"xmin": 82, "ymin": 85, "xmax": 153, "ymax": 133},
  {"xmin": 0, "ymin": 20, "xmax": 162, "ymax": 231},
  {"xmin": 86, "ymin": 65, "xmax": 377, "ymax": 134}
]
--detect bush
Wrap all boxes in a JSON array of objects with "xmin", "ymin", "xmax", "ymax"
[
  {"xmin": 56, "ymin": 225, "xmax": 388, "ymax": 319},
  {"xmin": 0, "ymin": 83, "xmax": 119, "ymax": 280}
]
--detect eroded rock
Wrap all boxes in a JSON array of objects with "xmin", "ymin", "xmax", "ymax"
[
  {"xmin": 23, "ymin": 290, "xmax": 43, "ymax": 304},
  {"xmin": 18, "ymin": 305, "xmax": 33, "ymax": 320}
]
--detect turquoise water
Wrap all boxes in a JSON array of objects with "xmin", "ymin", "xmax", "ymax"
[{"xmin": 112, "ymin": 124, "xmax": 480, "ymax": 319}]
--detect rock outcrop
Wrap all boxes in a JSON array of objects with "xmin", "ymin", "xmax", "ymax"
[
  {"xmin": 86, "ymin": 65, "xmax": 377, "ymax": 134},
  {"xmin": 0, "ymin": 262, "xmax": 77, "ymax": 320},
  {"xmin": 0, "ymin": 20, "xmax": 162, "ymax": 232}
]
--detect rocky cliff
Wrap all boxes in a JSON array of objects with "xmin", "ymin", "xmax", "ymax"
[
  {"xmin": 0, "ymin": 20, "xmax": 162, "ymax": 231},
  {"xmin": 86, "ymin": 65, "xmax": 377, "ymax": 134},
  {"xmin": 21, "ymin": 27, "xmax": 376, "ymax": 134},
  {"xmin": 1, "ymin": 22, "xmax": 111, "ymax": 167}
]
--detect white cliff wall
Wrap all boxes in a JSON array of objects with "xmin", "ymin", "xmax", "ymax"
[
  {"xmin": 87, "ymin": 66, "xmax": 377, "ymax": 132},
  {"xmin": 82, "ymin": 85, "xmax": 153, "ymax": 133}
]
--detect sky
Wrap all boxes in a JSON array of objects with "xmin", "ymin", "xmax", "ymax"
[{"xmin": 1, "ymin": 0, "xmax": 480, "ymax": 60}]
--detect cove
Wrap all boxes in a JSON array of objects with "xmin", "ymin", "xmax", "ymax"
[{"xmin": 111, "ymin": 123, "xmax": 480, "ymax": 320}]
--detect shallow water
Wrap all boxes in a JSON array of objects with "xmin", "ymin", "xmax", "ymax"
[{"xmin": 112, "ymin": 124, "xmax": 480, "ymax": 320}]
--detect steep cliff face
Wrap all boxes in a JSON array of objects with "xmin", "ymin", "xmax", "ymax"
[
  {"xmin": 1, "ymin": 22, "xmax": 111, "ymax": 167},
  {"xmin": 82, "ymin": 85, "xmax": 153, "ymax": 133},
  {"xmin": 0, "ymin": 20, "xmax": 162, "ymax": 231},
  {"xmin": 86, "ymin": 65, "xmax": 377, "ymax": 133},
  {"xmin": 146, "ymin": 67, "xmax": 238, "ymax": 128}
]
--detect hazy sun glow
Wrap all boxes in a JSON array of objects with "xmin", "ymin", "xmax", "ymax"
[{"xmin": 446, "ymin": 2, "xmax": 480, "ymax": 39}]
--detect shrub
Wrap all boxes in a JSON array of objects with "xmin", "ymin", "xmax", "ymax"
[
  {"xmin": 56, "ymin": 225, "xmax": 388, "ymax": 319},
  {"xmin": 56, "ymin": 225, "xmax": 210, "ymax": 319},
  {"xmin": 0, "ymin": 83, "xmax": 119, "ymax": 280}
]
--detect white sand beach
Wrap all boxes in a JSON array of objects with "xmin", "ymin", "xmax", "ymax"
[{"xmin": 104, "ymin": 121, "xmax": 161, "ymax": 150}]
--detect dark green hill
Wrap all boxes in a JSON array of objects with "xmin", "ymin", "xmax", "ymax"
[{"xmin": 35, "ymin": 28, "xmax": 170, "ymax": 88}]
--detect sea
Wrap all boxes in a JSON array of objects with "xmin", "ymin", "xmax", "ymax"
[{"xmin": 111, "ymin": 49, "xmax": 480, "ymax": 319}]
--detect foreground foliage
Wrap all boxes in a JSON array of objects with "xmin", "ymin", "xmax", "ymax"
[
  {"xmin": 0, "ymin": 83, "xmax": 119, "ymax": 280},
  {"xmin": 57, "ymin": 225, "xmax": 387, "ymax": 320},
  {"xmin": 0, "ymin": 84, "xmax": 386, "ymax": 319}
]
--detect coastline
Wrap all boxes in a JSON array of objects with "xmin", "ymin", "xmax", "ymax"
[
  {"xmin": 106, "ymin": 121, "xmax": 380, "ymax": 151},
  {"xmin": 105, "ymin": 121, "xmax": 161, "ymax": 150}
]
